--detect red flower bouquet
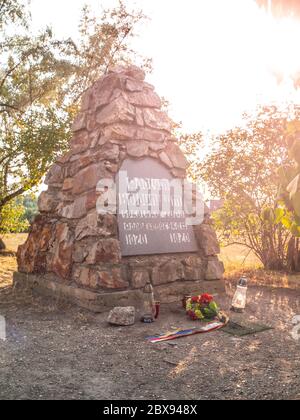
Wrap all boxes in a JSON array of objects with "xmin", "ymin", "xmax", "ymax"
[
  {"xmin": 200, "ymin": 294, "xmax": 214, "ymax": 305},
  {"xmin": 186, "ymin": 294, "xmax": 219, "ymax": 321}
]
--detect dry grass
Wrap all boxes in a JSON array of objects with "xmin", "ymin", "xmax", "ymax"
[
  {"xmin": 226, "ymin": 267, "xmax": 300, "ymax": 290},
  {"xmin": 220, "ymin": 243, "xmax": 262, "ymax": 274},
  {"xmin": 221, "ymin": 244, "xmax": 300, "ymax": 290},
  {"xmin": 0, "ymin": 255, "xmax": 17, "ymax": 288},
  {"xmin": 1, "ymin": 233, "xmax": 27, "ymax": 253},
  {"xmin": 0, "ymin": 233, "xmax": 27, "ymax": 288}
]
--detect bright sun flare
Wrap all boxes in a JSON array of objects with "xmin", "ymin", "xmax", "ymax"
[
  {"xmin": 267, "ymin": 17, "xmax": 300, "ymax": 79},
  {"xmin": 30, "ymin": 0, "xmax": 300, "ymax": 134}
]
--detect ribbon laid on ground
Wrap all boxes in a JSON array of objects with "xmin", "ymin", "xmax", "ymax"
[{"xmin": 147, "ymin": 321, "xmax": 225, "ymax": 343}]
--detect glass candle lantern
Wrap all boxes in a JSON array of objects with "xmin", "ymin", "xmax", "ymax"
[
  {"xmin": 231, "ymin": 277, "xmax": 248, "ymax": 313},
  {"xmin": 141, "ymin": 281, "xmax": 157, "ymax": 323}
]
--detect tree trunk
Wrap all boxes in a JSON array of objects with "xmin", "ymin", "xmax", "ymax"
[
  {"xmin": 0, "ymin": 237, "xmax": 6, "ymax": 250},
  {"xmin": 264, "ymin": 258, "xmax": 285, "ymax": 271},
  {"xmin": 286, "ymin": 237, "xmax": 300, "ymax": 272},
  {"xmin": 261, "ymin": 239, "xmax": 285, "ymax": 270}
]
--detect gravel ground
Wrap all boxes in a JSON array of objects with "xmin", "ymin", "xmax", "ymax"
[{"xmin": 0, "ymin": 281, "xmax": 300, "ymax": 400}]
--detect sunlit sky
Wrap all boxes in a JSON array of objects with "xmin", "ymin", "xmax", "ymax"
[{"xmin": 30, "ymin": 0, "xmax": 300, "ymax": 135}]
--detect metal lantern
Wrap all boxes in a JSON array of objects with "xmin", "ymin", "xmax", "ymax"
[{"xmin": 231, "ymin": 277, "xmax": 248, "ymax": 313}]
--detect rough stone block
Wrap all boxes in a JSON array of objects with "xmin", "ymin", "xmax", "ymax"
[
  {"xmin": 17, "ymin": 224, "xmax": 50, "ymax": 274},
  {"xmin": 148, "ymin": 142, "xmax": 165, "ymax": 152},
  {"xmin": 50, "ymin": 223, "xmax": 74, "ymax": 280},
  {"xmin": 96, "ymin": 96, "xmax": 136, "ymax": 126},
  {"xmin": 91, "ymin": 74, "xmax": 121, "ymax": 109},
  {"xmin": 59, "ymin": 195, "xmax": 87, "ymax": 219},
  {"xmin": 126, "ymin": 141, "xmax": 149, "ymax": 158},
  {"xmin": 104, "ymin": 124, "xmax": 137, "ymax": 141},
  {"xmin": 62, "ymin": 178, "xmax": 74, "ymax": 192},
  {"xmin": 73, "ymin": 243, "xmax": 88, "ymax": 263},
  {"xmin": 136, "ymin": 108, "xmax": 144, "ymax": 126},
  {"xmin": 131, "ymin": 270, "xmax": 150, "ymax": 289},
  {"xmin": 143, "ymin": 108, "xmax": 172, "ymax": 132},
  {"xmin": 136, "ymin": 127, "xmax": 165, "ymax": 142},
  {"xmin": 72, "ymin": 112, "xmax": 87, "ymax": 132},
  {"xmin": 107, "ymin": 307, "xmax": 136, "ymax": 326},
  {"xmin": 109, "ymin": 65, "xmax": 145, "ymax": 81},
  {"xmin": 80, "ymin": 89, "xmax": 92, "ymax": 111},
  {"xmin": 205, "ymin": 258, "xmax": 225, "ymax": 281},
  {"xmin": 127, "ymin": 90, "xmax": 161, "ymax": 108},
  {"xmin": 166, "ymin": 143, "xmax": 189, "ymax": 170},
  {"xmin": 125, "ymin": 78, "xmax": 144, "ymax": 92},
  {"xmin": 71, "ymin": 130, "xmax": 90, "ymax": 154},
  {"xmin": 97, "ymin": 268, "xmax": 129, "ymax": 290},
  {"xmin": 85, "ymin": 239, "xmax": 121, "ymax": 264},
  {"xmin": 195, "ymin": 223, "xmax": 220, "ymax": 256},
  {"xmin": 99, "ymin": 144, "xmax": 120, "ymax": 162},
  {"xmin": 152, "ymin": 260, "xmax": 185, "ymax": 285},
  {"xmin": 159, "ymin": 151, "xmax": 173, "ymax": 168},
  {"xmin": 38, "ymin": 191, "xmax": 59, "ymax": 213},
  {"xmin": 72, "ymin": 163, "xmax": 109, "ymax": 196},
  {"xmin": 45, "ymin": 164, "xmax": 63, "ymax": 186}
]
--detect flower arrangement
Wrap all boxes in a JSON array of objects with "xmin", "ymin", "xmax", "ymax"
[{"xmin": 186, "ymin": 294, "xmax": 220, "ymax": 321}]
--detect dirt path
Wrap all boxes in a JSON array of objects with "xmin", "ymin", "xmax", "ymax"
[{"xmin": 0, "ymin": 282, "xmax": 300, "ymax": 400}]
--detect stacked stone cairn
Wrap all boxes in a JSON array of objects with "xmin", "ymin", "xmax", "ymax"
[{"xmin": 15, "ymin": 65, "xmax": 224, "ymax": 312}]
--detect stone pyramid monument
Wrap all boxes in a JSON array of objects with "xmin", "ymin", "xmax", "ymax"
[{"xmin": 15, "ymin": 65, "xmax": 224, "ymax": 312}]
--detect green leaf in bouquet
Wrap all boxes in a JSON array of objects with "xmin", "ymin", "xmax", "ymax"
[
  {"xmin": 208, "ymin": 301, "xmax": 219, "ymax": 314},
  {"xmin": 203, "ymin": 307, "xmax": 216, "ymax": 319}
]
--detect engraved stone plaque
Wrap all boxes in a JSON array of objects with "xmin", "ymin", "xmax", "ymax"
[{"xmin": 117, "ymin": 158, "xmax": 199, "ymax": 256}]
